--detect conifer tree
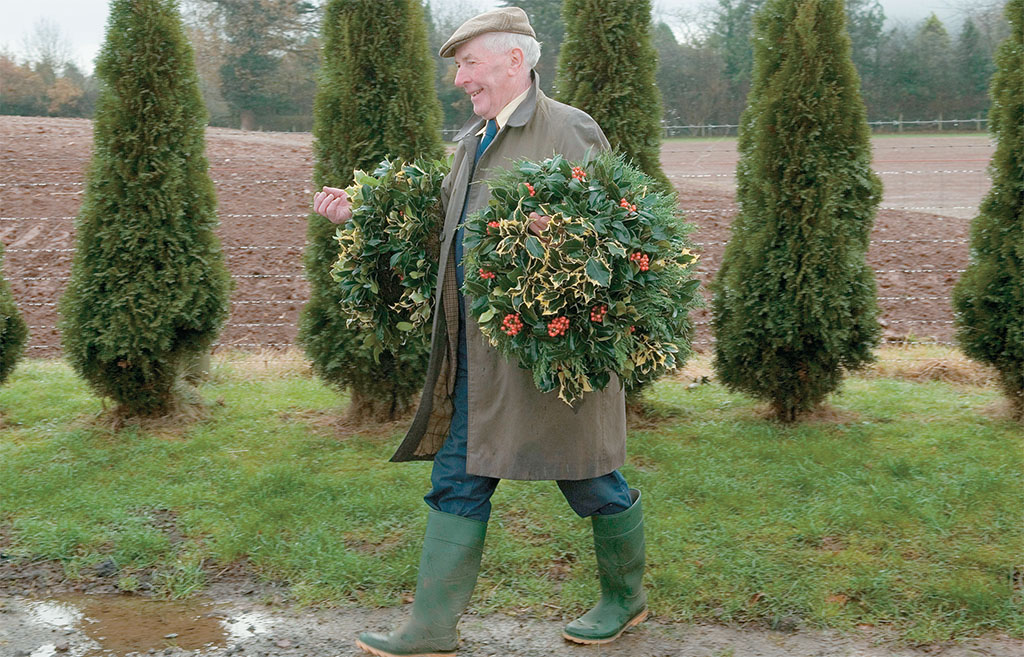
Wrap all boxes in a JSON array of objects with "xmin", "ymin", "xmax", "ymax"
[
  {"xmin": 953, "ymin": 0, "xmax": 1024, "ymax": 421},
  {"xmin": 556, "ymin": 0, "xmax": 671, "ymax": 191},
  {"xmin": 300, "ymin": 0, "xmax": 443, "ymax": 421},
  {"xmin": 60, "ymin": 0, "xmax": 230, "ymax": 417},
  {"xmin": 711, "ymin": 0, "xmax": 881, "ymax": 422},
  {"xmin": 0, "ymin": 245, "xmax": 28, "ymax": 386}
]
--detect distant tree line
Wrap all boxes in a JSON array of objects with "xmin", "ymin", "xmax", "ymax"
[
  {"xmin": 0, "ymin": 0, "xmax": 1011, "ymax": 130},
  {"xmin": 0, "ymin": 19, "xmax": 99, "ymax": 117},
  {"xmin": 654, "ymin": 0, "xmax": 1010, "ymax": 127}
]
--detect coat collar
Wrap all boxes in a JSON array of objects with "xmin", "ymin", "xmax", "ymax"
[{"xmin": 451, "ymin": 72, "xmax": 541, "ymax": 142}]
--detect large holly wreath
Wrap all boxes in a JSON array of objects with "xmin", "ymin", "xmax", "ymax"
[
  {"xmin": 330, "ymin": 156, "xmax": 450, "ymax": 357},
  {"xmin": 461, "ymin": 151, "xmax": 701, "ymax": 405}
]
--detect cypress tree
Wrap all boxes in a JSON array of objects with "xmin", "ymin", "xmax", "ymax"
[
  {"xmin": 952, "ymin": 0, "xmax": 1024, "ymax": 421},
  {"xmin": 711, "ymin": 0, "xmax": 881, "ymax": 422},
  {"xmin": 59, "ymin": 0, "xmax": 230, "ymax": 417},
  {"xmin": 300, "ymin": 0, "xmax": 443, "ymax": 422},
  {"xmin": 0, "ymin": 245, "xmax": 28, "ymax": 386},
  {"xmin": 556, "ymin": 0, "xmax": 671, "ymax": 191}
]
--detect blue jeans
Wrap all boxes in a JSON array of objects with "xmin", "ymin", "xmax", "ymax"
[{"xmin": 424, "ymin": 268, "xmax": 633, "ymax": 523}]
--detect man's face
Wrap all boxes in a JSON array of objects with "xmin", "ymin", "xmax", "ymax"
[{"xmin": 453, "ymin": 37, "xmax": 521, "ymax": 120}]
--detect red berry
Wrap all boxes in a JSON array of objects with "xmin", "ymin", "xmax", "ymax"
[
  {"xmin": 501, "ymin": 313, "xmax": 523, "ymax": 336},
  {"xmin": 631, "ymin": 251, "xmax": 650, "ymax": 271},
  {"xmin": 546, "ymin": 316, "xmax": 569, "ymax": 337}
]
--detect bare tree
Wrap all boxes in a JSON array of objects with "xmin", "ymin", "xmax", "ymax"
[
  {"xmin": 659, "ymin": 4, "xmax": 717, "ymax": 47},
  {"xmin": 952, "ymin": 0, "xmax": 1012, "ymax": 51},
  {"xmin": 426, "ymin": 0, "xmax": 487, "ymax": 34},
  {"xmin": 425, "ymin": 0, "xmax": 486, "ymax": 129},
  {"xmin": 21, "ymin": 19, "xmax": 74, "ymax": 82},
  {"xmin": 181, "ymin": 0, "xmax": 231, "ymax": 124}
]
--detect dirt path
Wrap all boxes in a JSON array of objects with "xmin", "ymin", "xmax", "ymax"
[
  {"xmin": 2, "ymin": 587, "xmax": 1021, "ymax": 657},
  {"xmin": 3, "ymin": 555, "xmax": 1019, "ymax": 656}
]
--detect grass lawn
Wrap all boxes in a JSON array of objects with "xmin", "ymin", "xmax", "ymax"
[{"xmin": 1, "ymin": 350, "xmax": 1020, "ymax": 643}]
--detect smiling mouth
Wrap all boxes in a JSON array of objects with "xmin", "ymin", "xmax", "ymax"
[{"xmin": 470, "ymin": 90, "xmax": 482, "ymax": 99}]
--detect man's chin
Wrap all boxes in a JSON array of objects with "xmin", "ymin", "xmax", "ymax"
[{"xmin": 470, "ymin": 101, "xmax": 490, "ymax": 119}]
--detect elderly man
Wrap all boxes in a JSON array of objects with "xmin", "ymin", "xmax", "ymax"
[{"xmin": 314, "ymin": 8, "xmax": 647, "ymax": 656}]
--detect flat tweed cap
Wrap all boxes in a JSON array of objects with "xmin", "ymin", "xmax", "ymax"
[{"xmin": 439, "ymin": 7, "xmax": 536, "ymax": 58}]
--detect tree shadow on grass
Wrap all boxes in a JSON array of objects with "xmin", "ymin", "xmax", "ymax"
[{"xmin": 277, "ymin": 406, "xmax": 414, "ymax": 441}]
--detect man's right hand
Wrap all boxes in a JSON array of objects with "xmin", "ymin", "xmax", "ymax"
[
  {"xmin": 527, "ymin": 211, "xmax": 551, "ymax": 236},
  {"xmin": 313, "ymin": 186, "xmax": 353, "ymax": 224}
]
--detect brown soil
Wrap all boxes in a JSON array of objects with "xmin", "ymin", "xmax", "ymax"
[
  {"xmin": 1, "ymin": 117, "xmax": 990, "ymax": 359},
  {"xmin": 1, "ymin": 116, "xmax": 313, "ymax": 358},
  {"xmin": 659, "ymin": 135, "xmax": 991, "ymax": 352}
]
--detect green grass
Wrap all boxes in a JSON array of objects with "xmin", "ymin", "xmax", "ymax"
[{"xmin": 1, "ymin": 354, "xmax": 1021, "ymax": 642}]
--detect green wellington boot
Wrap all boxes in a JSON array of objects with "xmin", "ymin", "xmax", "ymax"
[
  {"xmin": 356, "ymin": 509, "xmax": 487, "ymax": 657},
  {"xmin": 563, "ymin": 488, "xmax": 648, "ymax": 645}
]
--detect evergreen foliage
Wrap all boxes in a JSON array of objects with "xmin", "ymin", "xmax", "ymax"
[
  {"xmin": 711, "ymin": 0, "xmax": 881, "ymax": 422},
  {"xmin": 953, "ymin": 0, "xmax": 1024, "ymax": 421},
  {"xmin": 300, "ymin": 0, "xmax": 443, "ymax": 422},
  {"xmin": 0, "ymin": 245, "xmax": 28, "ymax": 386},
  {"xmin": 556, "ymin": 0, "xmax": 671, "ymax": 191},
  {"xmin": 956, "ymin": 18, "xmax": 993, "ymax": 115},
  {"xmin": 59, "ymin": 0, "xmax": 230, "ymax": 417},
  {"xmin": 462, "ymin": 152, "xmax": 700, "ymax": 405},
  {"xmin": 331, "ymin": 156, "xmax": 448, "ymax": 355}
]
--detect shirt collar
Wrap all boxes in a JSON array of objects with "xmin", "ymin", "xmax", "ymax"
[{"xmin": 477, "ymin": 86, "xmax": 531, "ymax": 136}]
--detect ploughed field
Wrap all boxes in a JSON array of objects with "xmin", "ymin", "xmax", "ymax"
[{"xmin": 1, "ymin": 116, "xmax": 991, "ymax": 358}]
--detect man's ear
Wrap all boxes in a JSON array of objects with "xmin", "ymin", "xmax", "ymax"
[{"xmin": 507, "ymin": 47, "xmax": 524, "ymax": 75}]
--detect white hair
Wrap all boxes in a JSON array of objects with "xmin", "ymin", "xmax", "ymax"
[{"xmin": 477, "ymin": 31, "xmax": 542, "ymax": 69}]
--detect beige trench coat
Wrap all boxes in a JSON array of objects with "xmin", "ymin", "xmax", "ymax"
[{"xmin": 391, "ymin": 76, "xmax": 627, "ymax": 481}]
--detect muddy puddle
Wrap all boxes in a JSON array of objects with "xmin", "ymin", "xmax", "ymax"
[
  {"xmin": 4, "ymin": 589, "xmax": 1023, "ymax": 657},
  {"xmin": 6, "ymin": 593, "xmax": 275, "ymax": 656}
]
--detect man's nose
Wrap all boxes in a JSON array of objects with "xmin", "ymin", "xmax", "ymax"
[{"xmin": 454, "ymin": 67, "xmax": 468, "ymax": 87}]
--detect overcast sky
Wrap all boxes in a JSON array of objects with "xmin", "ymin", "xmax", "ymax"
[{"xmin": 0, "ymin": 0, "xmax": 983, "ymax": 73}]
